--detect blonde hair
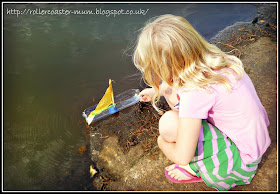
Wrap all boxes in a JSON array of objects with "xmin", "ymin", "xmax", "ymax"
[{"xmin": 133, "ymin": 14, "xmax": 244, "ymax": 110}]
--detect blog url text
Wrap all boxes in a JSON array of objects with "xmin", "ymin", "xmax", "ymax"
[{"xmin": 6, "ymin": 8, "xmax": 150, "ymax": 17}]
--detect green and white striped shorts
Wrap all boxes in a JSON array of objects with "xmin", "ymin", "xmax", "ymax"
[{"xmin": 189, "ymin": 120, "xmax": 261, "ymax": 191}]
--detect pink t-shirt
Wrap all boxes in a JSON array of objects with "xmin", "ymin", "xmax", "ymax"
[{"xmin": 177, "ymin": 72, "xmax": 271, "ymax": 164}]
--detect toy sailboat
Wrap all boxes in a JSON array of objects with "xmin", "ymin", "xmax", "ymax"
[{"xmin": 82, "ymin": 79, "xmax": 140, "ymax": 125}]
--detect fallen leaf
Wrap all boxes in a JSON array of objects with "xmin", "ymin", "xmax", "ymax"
[
  {"xmin": 90, "ymin": 164, "xmax": 98, "ymax": 177},
  {"xmin": 77, "ymin": 146, "xmax": 87, "ymax": 154}
]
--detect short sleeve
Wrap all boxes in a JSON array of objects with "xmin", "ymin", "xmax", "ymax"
[{"xmin": 178, "ymin": 90, "xmax": 216, "ymax": 119}]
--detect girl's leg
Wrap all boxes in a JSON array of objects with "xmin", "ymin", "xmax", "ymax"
[
  {"xmin": 157, "ymin": 82, "xmax": 180, "ymax": 142},
  {"xmin": 158, "ymin": 110, "xmax": 178, "ymax": 142},
  {"xmin": 158, "ymin": 110, "xmax": 197, "ymax": 180}
]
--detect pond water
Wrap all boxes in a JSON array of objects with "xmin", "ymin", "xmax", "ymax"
[{"xmin": 3, "ymin": 2, "xmax": 258, "ymax": 190}]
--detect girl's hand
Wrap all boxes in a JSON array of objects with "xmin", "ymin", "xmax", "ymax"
[{"xmin": 139, "ymin": 88, "xmax": 155, "ymax": 102}]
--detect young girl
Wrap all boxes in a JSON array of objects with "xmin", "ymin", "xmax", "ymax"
[{"xmin": 132, "ymin": 14, "xmax": 271, "ymax": 191}]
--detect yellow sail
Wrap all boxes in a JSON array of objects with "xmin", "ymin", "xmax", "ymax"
[{"xmin": 89, "ymin": 79, "xmax": 115, "ymax": 117}]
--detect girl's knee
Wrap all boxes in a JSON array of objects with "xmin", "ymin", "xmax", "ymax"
[{"xmin": 159, "ymin": 110, "xmax": 179, "ymax": 142}]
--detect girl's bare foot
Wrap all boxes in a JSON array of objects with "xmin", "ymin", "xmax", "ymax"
[{"xmin": 165, "ymin": 164, "xmax": 197, "ymax": 181}]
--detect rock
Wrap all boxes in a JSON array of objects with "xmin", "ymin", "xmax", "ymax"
[
  {"xmin": 92, "ymin": 176, "xmax": 104, "ymax": 191},
  {"xmin": 252, "ymin": 17, "xmax": 258, "ymax": 24},
  {"xmin": 256, "ymin": 3, "xmax": 277, "ymax": 26},
  {"xmin": 98, "ymin": 136, "xmax": 130, "ymax": 176},
  {"xmin": 97, "ymin": 135, "xmax": 215, "ymax": 191}
]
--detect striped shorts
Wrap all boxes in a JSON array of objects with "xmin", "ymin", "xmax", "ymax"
[{"xmin": 189, "ymin": 120, "xmax": 261, "ymax": 191}]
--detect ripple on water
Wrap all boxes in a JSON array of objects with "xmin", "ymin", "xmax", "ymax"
[{"xmin": 4, "ymin": 103, "xmax": 89, "ymax": 190}]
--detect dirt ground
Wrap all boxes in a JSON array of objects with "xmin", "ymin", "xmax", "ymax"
[{"xmin": 83, "ymin": 3, "xmax": 277, "ymax": 191}]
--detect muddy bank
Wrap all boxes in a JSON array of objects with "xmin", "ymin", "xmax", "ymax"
[
  {"xmin": 83, "ymin": 3, "xmax": 277, "ymax": 191},
  {"xmin": 210, "ymin": 3, "xmax": 276, "ymax": 49}
]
